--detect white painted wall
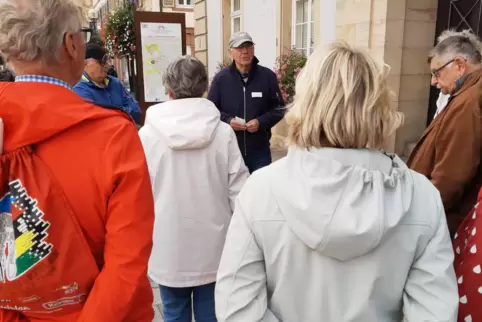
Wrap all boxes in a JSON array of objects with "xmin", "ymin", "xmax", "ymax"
[
  {"xmin": 206, "ymin": 0, "xmax": 223, "ymax": 79},
  {"xmin": 151, "ymin": 0, "xmax": 161, "ymax": 11},
  {"xmin": 202, "ymin": 0, "xmax": 335, "ymax": 78},
  {"xmin": 243, "ymin": 0, "xmax": 278, "ymax": 70},
  {"xmin": 93, "ymin": 0, "xmax": 106, "ymax": 11},
  {"xmin": 162, "ymin": 8, "xmax": 196, "ymax": 28},
  {"xmin": 319, "ymin": 0, "xmax": 336, "ymax": 46}
]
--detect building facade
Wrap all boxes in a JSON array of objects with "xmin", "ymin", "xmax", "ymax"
[
  {"xmin": 90, "ymin": 0, "xmax": 195, "ymax": 84},
  {"xmin": 194, "ymin": 0, "xmax": 442, "ymax": 157},
  {"xmin": 76, "ymin": 0, "xmax": 94, "ymax": 24}
]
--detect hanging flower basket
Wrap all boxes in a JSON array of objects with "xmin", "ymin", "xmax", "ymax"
[
  {"xmin": 104, "ymin": 2, "xmax": 136, "ymax": 58},
  {"xmin": 274, "ymin": 49, "xmax": 307, "ymax": 104}
]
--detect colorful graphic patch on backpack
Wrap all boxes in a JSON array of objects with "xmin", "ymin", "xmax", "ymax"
[{"xmin": 0, "ymin": 179, "xmax": 52, "ymax": 282}]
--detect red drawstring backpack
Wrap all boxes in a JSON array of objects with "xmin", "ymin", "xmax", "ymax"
[{"xmin": 0, "ymin": 118, "xmax": 99, "ymax": 320}]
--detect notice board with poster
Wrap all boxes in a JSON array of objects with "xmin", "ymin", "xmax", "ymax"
[{"xmin": 134, "ymin": 11, "xmax": 186, "ymax": 122}]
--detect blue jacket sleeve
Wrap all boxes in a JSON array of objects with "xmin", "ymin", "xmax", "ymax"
[
  {"xmin": 121, "ymin": 85, "xmax": 142, "ymax": 124},
  {"xmin": 257, "ymin": 71, "xmax": 286, "ymax": 130},
  {"xmin": 73, "ymin": 83, "xmax": 95, "ymax": 103},
  {"xmin": 208, "ymin": 73, "xmax": 233, "ymax": 124}
]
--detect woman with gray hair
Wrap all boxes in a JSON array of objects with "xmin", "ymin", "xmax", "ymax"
[
  {"xmin": 215, "ymin": 42, "xmax": 458, "ymax": 321},
  {"xmin": 139, "ymin": 55, "xmax": 249, "ymax": 322}
]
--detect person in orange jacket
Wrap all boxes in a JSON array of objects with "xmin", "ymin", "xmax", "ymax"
[{"xmin": 0, "ymin": 0, "xmax": 155, "ymax": 321}]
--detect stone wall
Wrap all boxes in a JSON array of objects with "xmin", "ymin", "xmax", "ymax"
[
  {"xmin": 336, "ymin": 0, "xmax": 437, "ymax": 155},
  {"xmin": 397, "ymin": 0, "xmax": 438, "ymax": 155},
  {"xmin": 270, "ymin": 0, "xmax": 292, "ymax": 149},
  {"xmin": 195, "ymin": 0, "xmax": 439, "ymax": 155},
  {"xmin": 194, "ymin": 0, "xmax": 208, "ymax": 66}
]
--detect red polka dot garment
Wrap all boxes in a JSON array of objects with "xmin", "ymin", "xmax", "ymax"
[{"xmin": 454, "ymin": 200, "xmax": 482, "ymax": 322}]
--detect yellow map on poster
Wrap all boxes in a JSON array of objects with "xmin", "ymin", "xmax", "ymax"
[
  {"xmin": 140, "ymin": 23, "xmax": 182, "ymax": 102},
  {"xmin": 143, "ymin": 44, "xmax": 167, "ymax": 76}
]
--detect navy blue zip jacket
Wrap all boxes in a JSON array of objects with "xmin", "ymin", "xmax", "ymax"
[{"xmin": 208, "ymin": 57, "xmax": 285, "ymax": 155}]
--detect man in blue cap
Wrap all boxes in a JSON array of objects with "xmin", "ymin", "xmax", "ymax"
[{"xmin": 74, "ymin": 43, "xmax": 141, "ymax": 124}]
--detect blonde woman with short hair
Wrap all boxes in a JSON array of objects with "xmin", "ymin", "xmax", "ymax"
[{"xmin": 215, "ymin": 42, "xmax": 459, "ymax": 322}]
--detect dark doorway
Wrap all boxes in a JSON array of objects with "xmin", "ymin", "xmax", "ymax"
[{"xmin": 428, "ymin": 0, "xmax": 482, "ymax": 125}]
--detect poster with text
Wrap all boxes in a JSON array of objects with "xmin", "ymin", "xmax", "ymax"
[{"xmin": 140, "ymin": 22, "xmax": 182, "ymax": 102}]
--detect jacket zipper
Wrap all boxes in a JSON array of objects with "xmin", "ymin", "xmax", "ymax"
[{"xmin": 243, "ymin": 86, "xmax": 247, "ymax": 156}]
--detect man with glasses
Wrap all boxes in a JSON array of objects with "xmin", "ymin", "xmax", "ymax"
[
  {"xmin": 408, "ymin": 30, "xmax": 482, "ymax": 235},
  {"xmin": 208, "ymin": 32, "xmax": 285, "ymax": 173},
  {"xmin": 74, "ymin": 43, "xmax": 141, "ymax": 124}
]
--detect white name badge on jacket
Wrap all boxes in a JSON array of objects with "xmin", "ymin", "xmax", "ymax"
[{"xmin": 252, "ymin": 92, "xmax": 263, "ymax": 98}]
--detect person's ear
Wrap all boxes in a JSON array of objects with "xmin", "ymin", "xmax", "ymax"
[
  {"xmin": 64, "ymin": 32, "xmax": 81, "ymax": 61},
  {"xmin": 84, "ymin": 60, "xmax": 93, "ymax": 72},
  {"xmin": 455, "ymin": 57, "xmax": 467, "ymax": 73},
  {"xmin": 166, "ymin": 89, "xmax": 174, "ymax": 100}
]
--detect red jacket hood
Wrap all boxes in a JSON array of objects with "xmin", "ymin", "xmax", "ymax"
[{"xmin": 0, "ymin": 82, "xmax": 131, "ymax": 152}]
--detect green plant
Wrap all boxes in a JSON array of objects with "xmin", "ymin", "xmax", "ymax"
[
  {"xmin": 89, "ymin": 30, "xmax": 105, "ymax": 47},
  {"xmin": 216, "ymin": 58, "xmax": 232, "ymax": 73},
  {"xmin": 104, "ymin": 3, "xmax": 136, "ymax": 58},
  {"xmin": 274, "ymin": 49, "xmax": 307, "ymax": 103}
]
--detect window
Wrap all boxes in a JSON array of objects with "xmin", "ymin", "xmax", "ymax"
[
  {"xmin": 231, "ymin": 0, "xmax": 242, "ymax": 34},
  {"xmin": 292, "ymin": 0, "xmax": 314, "ymax": 56},
  {"xmin": 177, "ymin": 0, "xmax": 193, "ymax": 7}
]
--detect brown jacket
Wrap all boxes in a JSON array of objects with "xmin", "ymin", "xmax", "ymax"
[{"xmin": 407, "ymin": 68, "xmax": 482, "ymax": 235}]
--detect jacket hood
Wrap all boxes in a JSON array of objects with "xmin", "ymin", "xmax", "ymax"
[
  {"xmin": 271, "ymin": 147, "xmax": 413, "ymax": 261},
  {"xmin": 144, "ymin": 98, "xmax": 220, "ymax": 150},
  {"xmin": 0, "ymin": 82, "xmax": 131, "ymax": 152}
]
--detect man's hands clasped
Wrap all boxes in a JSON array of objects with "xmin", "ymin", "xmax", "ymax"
[{"xmin": 230, "ymin": 118, "xmax": 259, "ymax": 133}]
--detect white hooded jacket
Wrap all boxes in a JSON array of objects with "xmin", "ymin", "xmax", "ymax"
[
  {"xmin": 215, "ymin": 147, "xmax": 458, "ymax": 321},
  {"xmin": 139, "ymin": 98, "xmax": 249, "ymax": 287}
]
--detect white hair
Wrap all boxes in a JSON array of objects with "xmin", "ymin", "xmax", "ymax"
[
  {"xmin": 437, "ymin": 29, "xmax": 481, "ymax": 48},
  {"xmin": 163, "ymin": 56, "xmax": 209, "ymax": 99},
  {"xmin": 429, "ymin": 29, "xmax": 482, "ymax": 64},
  {"xmin": 0, "ymin": 0, "xmax": 83, "ymax": 64}
]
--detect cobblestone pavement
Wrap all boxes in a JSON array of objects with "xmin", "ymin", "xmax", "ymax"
[
  {"xmin": 151, "ymin": 149, "xmax": 287, "ymax": 321},
  {"xmin": 152, "ymin": 281, "xmax": 164, "ymax": 322}
]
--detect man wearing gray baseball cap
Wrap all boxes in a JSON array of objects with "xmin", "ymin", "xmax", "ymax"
[{"xmin": 208, "ymin": 31, "xmax": 285, "ymax": 173}]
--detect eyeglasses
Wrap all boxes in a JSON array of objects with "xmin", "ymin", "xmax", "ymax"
[
  {"xmin": 81, "ymin": 28, "xmax": 93, "ymax": 43},
  {"xmin": 97, "ymin": 54, "xmax": 109, "ymax": 66},
  {"xmin": 64, "ymin": 28, "xmax": 92, "ymax": 44},
  {"xmin": 431, "ymin": 59, "xmax": 455, "ymax": 78}
]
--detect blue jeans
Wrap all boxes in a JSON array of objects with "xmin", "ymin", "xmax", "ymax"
[
  {"xmin": 160, "ymin": 283, "xmax": 216, "ymax": 322},
  {"xmin": 244, "ymin": 148, "xmax": 272, "ymax": 173}
]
